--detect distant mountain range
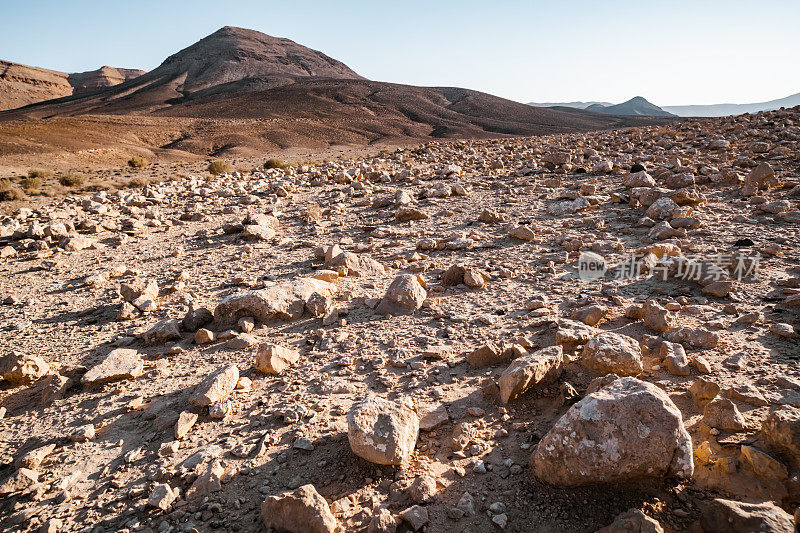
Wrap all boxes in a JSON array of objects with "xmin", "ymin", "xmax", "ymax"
[
  {"xmin": 0, "ymin": 60, "xmax": 145, "ymax": 111},
  {"xmin": 662, "ymin": 93, "xmax": 800, "ymax": 117},
  {"xmin": 531, "ymin": 93, "xmax": 800, "ymax": 117}
]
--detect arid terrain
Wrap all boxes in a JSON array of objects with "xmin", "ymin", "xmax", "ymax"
[
  {"xmin": 0, "ymin": 100, "xmax": 799, "ymax": 533},
  {"xmin": 0, "ymin": 27, "xmax": 671, "ymax": 176}
]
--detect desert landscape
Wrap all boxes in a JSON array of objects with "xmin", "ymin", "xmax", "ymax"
[{"xmin": 0, "ymin": 10, "xmax": 799, "ymax": 533}]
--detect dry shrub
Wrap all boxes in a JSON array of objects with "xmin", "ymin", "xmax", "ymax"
[
  {"xmin": 59, "ymin": 172, "xmax": 85, "ymax": 187},
  {"xmin": 264, "ymin": 158, "xmax": 288, "ymax": 169},
  {"xmin": 128, "ymin": 156, "xmax": 148, "ymax": 168},
  {"xmin": 21, "ymin": 176, "xmax": 43, "ymax": 191},
  {"xmin": 28, "ymin": 168, "xmax": 53, "ymax": 179},
  {"xmin": 207, "ymin": 160, "xmax": 233, "ymax": 175},
  {"xmin": 0, "ymin": 179, "xmax": 25, "ymax": 201}
]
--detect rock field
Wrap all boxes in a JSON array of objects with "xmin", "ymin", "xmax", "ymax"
[{"xmin": 1, "ymin": 107, "xmax": 800, "ymax": 532}]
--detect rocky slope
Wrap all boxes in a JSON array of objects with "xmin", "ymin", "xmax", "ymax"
[
  {"xmin": 0, "ymin": 61, "xmax": 145, "ymax": 111},
  {"xmin": 0, "ymin": 107, "xmax": 799, "ymax": 532}
]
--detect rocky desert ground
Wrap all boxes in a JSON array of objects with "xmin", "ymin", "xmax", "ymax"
[{"xmin": 1, "ymin": 106, "xmax": 800, "ymax": 533}]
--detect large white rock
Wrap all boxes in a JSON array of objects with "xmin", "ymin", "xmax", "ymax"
[
  {"xmin": 214, "ymin": 278, "xmax": 336, "ymax": 326},
  {"xmin": 530, "ymin": 377, "xmax": 693, "ymax": 486},
  {"xmin": 82, "ymin": 348, "xmax": 143, "ymax": 386},
  {"xmin": 581, "ymin": 332, "xmax": 643, "ymax": 376},
  {"xmin": 347, "ymin": 396, "xmax": 419, "ymax": 465}
]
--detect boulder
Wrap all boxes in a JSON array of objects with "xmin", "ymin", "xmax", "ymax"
[
  {"xmin": 325, "ymin": 252, "xmax": 385, "ymax": 277},
  {"xmin": 82, "ymin": 348, "xmax": 143, "ymax": 386},
  {"xmin": 143, "ymin": 318, "xmax": 182, "ymax": 346},
  {"xmin": 642, "ymin": 300, "xmax": 676, "ymax": 332},
  {"xmin": 498, "ymin": 346, "xmax": 563, "ymax": 403},
  {"xmin": 0, "ymin": 352, "xmax": 50, "ymax": 385},
  {"xmin": 260, "ymin": 484, "xmax": 339, "ymax": 533},
  {"xmin": 530, "ymin": 377, "xmax": 693, "ymax": 486},
  {"xmin": 189, "ymin": 364, "xmax": 239, "ymax": 407},
  {"xmin": 703, "ymin": 398, "xmax": 746, "ymax": 431},
  {"xmin": 375, "ymin": 274, "xmax": 426, "ymax": 315},
  {"xmin": 699, "ymin": 498, "xmax": 793, "ymax": 533},
  {"xmin": 581, "ymin": 333, "xmax": 643, "ymax": 376},
  {"xmin": 214, "ymin": 278, "xmax": 336, "ymax": 326},
  {"xmin": 348, "ymin": 396, "xmax": 419, "ymax": 465},
  {"xmin": 255, "ymin": 343, "xmax": 300, "ymax": 374}
]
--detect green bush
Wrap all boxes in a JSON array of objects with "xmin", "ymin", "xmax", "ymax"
[
  {"xmin": 59, "ymin": 172, "xmax": 85, "ymax": 187},
  {"xmin": 128, "ymin": 156, "xmax": 148, "ymax": 168},
  {"xmin": 263, "ymin": 158, "xmax": 288, "ymax": 169},
  {"xmin": 0, "ymin": 179, "xmax": 25, "ymax": 201},
  {"xmin": 207, "ymin": 160, "xmax": 233, "ymax": 175}
]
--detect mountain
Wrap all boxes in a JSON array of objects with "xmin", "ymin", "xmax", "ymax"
[
  {"xmin": 588, "ymin": 97, "xmax": 675, "ymax": 117},
  {"xmin": 663, "ymin": 92, "xmax": 800, "ymax": 117},
  {"xmin": 0, "ymin": 60, "xmax": 145, "ymax": 111},
  {"xmin": 0, "ymin": 27, "xmax": 674, "ymax": 170},
  {"xmin": 528, "ymin": 101, "xmax": 612, "ymax": 110},
  {"xmin": 528, "ymin": 96, "xmax": 674, "ymax": 117}
]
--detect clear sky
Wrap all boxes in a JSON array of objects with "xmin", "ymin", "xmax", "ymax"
[{"xmin": 2, "ymin": 0, "xmax": 798, "ymax": 106}]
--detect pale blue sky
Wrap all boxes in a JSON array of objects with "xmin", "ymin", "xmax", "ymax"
[{"xmin": 2, "ymin": 0, "xmax": 798, "ymax": 106}]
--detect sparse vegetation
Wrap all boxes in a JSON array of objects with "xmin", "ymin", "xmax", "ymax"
[
  {"xmin": 128, "ymin": 156, "xmax": 148, "ymax": 168},
  {"xmin": 207, "ymin": 160, "xmax": 233, "ymax": 175},
  {"xmin": 21, "ymin": 176, "xmax": 43, "ymax": 191},
  {"xmin": 0, "ymin": 179, "xmax": 25, "ymax": 201},
  {"xmin": 264, "ymin": 158, "xmax": 288, "ymax": 169},
  {"xmin": 59, "ymin": 172, "xmax": 86, "ymax": 187},
  {"xmin": 28, "ymin": 168, "xmax": 54, "ymax": 180},
  {"xmin": 127, "ymin": 176, "xmax": 154, "ymax": 189}
]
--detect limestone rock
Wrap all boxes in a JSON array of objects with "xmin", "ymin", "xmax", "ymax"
[
  {"xmin": 660, "ymin": 341, "xmax": 690, "ymax": 376},
  {"xmin": 498, "ymin": 346, "xmax": 564, "ymax": 403},
  {"xmin": 347, "ymin": 396, "xmax": 419, "ymax": 465},
  {"xmin": 82, "ymin": 348, "xmax": 143, "ymax": 386},
  {"xmin": 700, "ymin": 498, "xmax": 793, "ymax": 533},
  {"xmin": 555, "ymin": 319, "xmax": 597, "ymax": 347},
  {"xmin": 596, "ymin": 509, "xmax": 664, "ymax": 533},
  {"xmin": 143, "ymin": 318, "xmax": 182, "ymax": 346},
  {"xmin": 581, "ymin": 333, "xmax": 643, "ymax": 376},
  {"xmin": 189, "ymin": 364, "xmax": 239, "ymax": 407},
  {"xmin": 703, "ymin": 398, "xmax": 746, "ymax": 431},
  {"xmin": 148, "ymin": 483, "xmax": 177, "ymax": 510},
  {"xmin": 530, "ymin": 377, "xmax": 693, "ymax": 486},
  {"xmin": 255, "ymin": 343, "xmax": 300, "ymax": 374},
  {"xmin": 326, "ymin": 251, "xmax": 385, "ymax": 277},
  {"xmin": 214, "ymin": 278, "xmax": 336, "ymax": 326},
  {"xmin": 642, "ymin": 300, "xmax": 676, "ymax": 332},
  {"xmin": 375, "ymin": 274, "xmax": 426, "ymax": 315},
  {"xmin": 0, "ymin": 352, "xmax": 50, "ymax": 385},
  {"xmin": 465, "ymin": 342, "xmax": 509, "ymax": 367},
  {"xmin": 260, "ymin": 484, "xmax": 339, "ymax": 533}
]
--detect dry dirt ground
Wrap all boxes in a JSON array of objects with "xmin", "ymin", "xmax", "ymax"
[{"xmin": 0, "ymin": 108, "xmax": 799, "ymax": 533}]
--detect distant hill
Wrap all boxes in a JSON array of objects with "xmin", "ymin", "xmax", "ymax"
[
  {"xmin": 528, "ymin": 101, "xmax": 612, "ymax": 109},
  {"xmin": 589, "ymin": 97, "xmax": 675, "ymax": 117},
  {"xmin": 663, "ymin": 92, "xmax": 800, "ymax": 117},
  {"xmin": 0, "ymin": 60, "xmax": 145, "ymax": 111},
  {"xmin": 528, "ymin": 96, "xmax": 674, "ymax": 117}
]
